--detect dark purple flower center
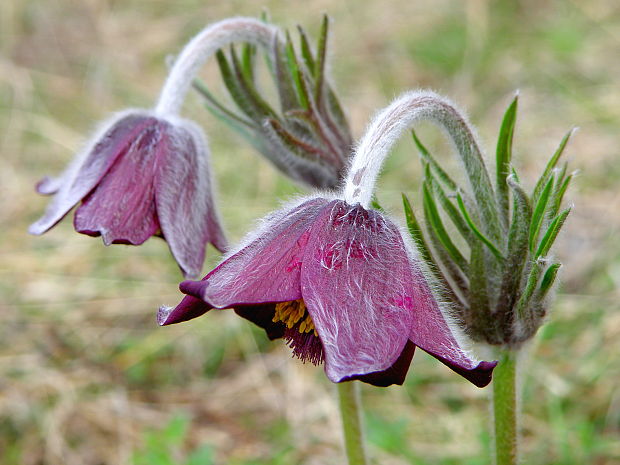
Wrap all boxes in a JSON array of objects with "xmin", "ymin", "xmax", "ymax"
[{"xmin": 272, "ymin": 300, "xmax": 324, "ymax": 365}]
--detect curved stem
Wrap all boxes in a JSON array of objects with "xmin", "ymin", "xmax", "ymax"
[
  {"xmin": 155, "ymin": 17, "xmax": 278, "ymax": 116},
  {"xmin": 492, "ymin": 348, "xmax": 520, "ymax": 465},
  {"xmin": 337, "ymin": 381, "xmax": 369, "ymax": 465},
  {"xmin": 342, "ymin": 90, "xmax": 501, "ymax": 241}
]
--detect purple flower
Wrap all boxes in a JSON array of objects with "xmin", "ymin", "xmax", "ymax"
[
  {"xmin": 29, "ymin": 110, "xmax": 227, "ymax": 277},
  {"xmin": 158, "ymin": 196, "xmax": 496, "ymax": 387}
]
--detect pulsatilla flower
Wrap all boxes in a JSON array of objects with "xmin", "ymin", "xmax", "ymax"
[
  {"xmin": 29, "ymin": 110, "xmax": 226, "ymax": 278},
  {"xmin": 159, "ymin": 196, "xmax": 496, "ymax": 387}
]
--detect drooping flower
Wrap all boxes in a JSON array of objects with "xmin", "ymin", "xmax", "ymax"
[
  {"xmin": 159, "ymin": 196, "xmax": 496, "ymax": 387},
  {"xmin": 29, "ymin": 18, "xmax": 286, "ymax": 277},
  {"xmin": 29, "ymin": 110, "xmax": 226, "ymax": 277}
]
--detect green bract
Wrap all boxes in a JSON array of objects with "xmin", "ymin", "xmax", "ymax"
[
  {"xmin": 406, "ymin": 95, "xmax": 575, "ymax": 346},
  {"xmin": 193, "ymin": 15, "xmax": 352, "ymax": 189}
]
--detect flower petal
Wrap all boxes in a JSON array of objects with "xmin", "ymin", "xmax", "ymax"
[
  {"xmin": 301, "ymin": 201, "xmax": 415, "ymax": 383},
  {"xmin": 431, "ymin": 356, "xmax": 497, "ymax": 388},
  {"xmin": 400, "ymin": 232, "xmax": 497, "ymax": 387},
  {"xmin": 190, "ymin": 197, "xmax": 329, "ymax": 308},
  {"xmin": 345, "ymin": 341, "xmax": 416, "ymax": 387},
  {"xmin": 35, "ymin": 175, "xmax": 63, "ymax": 195},
  {"xmin": 29, "ymin": 112, "xmax": 151, "ymax": 235},
  {"xmin": 155, "ymin": 119, "xmax": 227, "ymax": 278},
  {"xmin": 161, "ymin": 281, "xmax": 284, "ymax": 340},
  {"xmin": 73, "ymin": 118, "xmax": 167, "ymax": 245},
  {"xmin": 158, "ymin": 294, "xmax": 212, "ymax": 326}
]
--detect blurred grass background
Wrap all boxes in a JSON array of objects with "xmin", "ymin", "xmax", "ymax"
[{"xmin": 1, "ymin": 0, "xmax": 619, "ymax": 464}]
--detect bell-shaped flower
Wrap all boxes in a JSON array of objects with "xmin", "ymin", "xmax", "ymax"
[
  {"xmin": 159, "ymin": 196, "xmax": 496, "ymax": 387},
  {"xmin": 29, "ymin": 110, "xmax": 226, "ymax": 277},
  {"xmin": 29, "ymin": 18, "xmax": 287, "ymax": 277}
]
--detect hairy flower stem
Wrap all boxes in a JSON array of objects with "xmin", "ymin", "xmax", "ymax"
[
  {"xmin": 492, "ymin": 349, "xmax": 519, "ymax": 465},
  {"xmin": 343, "ymin": 90, "xmax": 501, "ymax": 242},
  {"xmin": 155, "ymin": 18, "xmax": 278, "ymax": 116},
  {"xmin": 337, "ymin": 382, "xmax": 369, "ymax": 465}
]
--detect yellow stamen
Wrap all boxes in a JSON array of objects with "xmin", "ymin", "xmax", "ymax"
[{"xmin": 272, "ymin": 299, "xmax": 317, "ymax": 335}]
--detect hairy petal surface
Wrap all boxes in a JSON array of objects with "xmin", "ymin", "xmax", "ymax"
[
  {"xmin": 73, "ymin": 117, "xmax": 167, "ymax": 245},
  {"xmin": 301, "ymin": 201, "xmax": 415, "ymax": 384},
  {"xmin": 401, "ymin": 236, "xmax": 496, "ymax": 387},
  {"xmin": 190, "ymin": 197, "xmax": 329, "ymax": 308},
  {"xmin": 29, "ymin": 112, "xmax": 150, "ymax": 235},
  {"xmin": 155, "ymin": 119, "xmax": 226, "ymax": 277}
]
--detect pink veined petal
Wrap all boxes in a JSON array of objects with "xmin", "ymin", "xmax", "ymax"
[
  {"xmin": 400, "ymin": 235, "xmax": 496, "ymax": 387},
  {"xmin": 29, "ymin": 113, "xmax": 151, "ymax": 235},
  {"xmin": 192, "ymin": 197, "xmax": 330, "ymax": 309},
  {"xmin": 155, "ymin": 120, "xmax": 226, "ymax": 278},
  {"xmin": 73, "ymin": 118, "xmax": 167, "ymax": 245},
  {"xmin": 301, "ymin": 201, "xmax": 415, "ymax": 383}
]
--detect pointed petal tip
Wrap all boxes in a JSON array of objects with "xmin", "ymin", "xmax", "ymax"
[
  {"xmin": 157, "ymin": 294, "xmax": 213, "ymax": 326},
  {"xmin": 468, "ymin": 360, "xmax": 498, "ymax": 388},
  {"xmin": 28, "ymin": 221, "xmax": 45, "ymax": 236},
  {"xmin": 35, "ymin": 176, "xmax": 59, "ymax": 195},
  {"xmin": 157, "ymin": 306, "xmax": 174, "ymax": 326}
]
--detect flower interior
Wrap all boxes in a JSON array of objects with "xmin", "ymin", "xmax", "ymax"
[{"xmin": 272, "ymin": 299, "xmax": 324, "ymax": 365}]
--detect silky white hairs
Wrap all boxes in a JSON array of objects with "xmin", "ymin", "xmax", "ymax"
[{"xmin": 155, "ymin": 17, "xmax": 279, "ymax": 116}]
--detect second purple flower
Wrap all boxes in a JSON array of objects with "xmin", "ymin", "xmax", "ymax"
[
  {"xmin": 159, "ymin": 196, "xmax": 496, "ymax": 387},
  {"xmin": 29, "ymin": 111, "xmax": 227, "ymax": 277}
]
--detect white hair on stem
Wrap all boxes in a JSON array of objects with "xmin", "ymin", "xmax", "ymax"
[
  {"xmin": 155, "ymin": 17, "xmax": 279, "ymax": 116},
  {"xmin": 342, "ymin": 89, "xmax": 493, "ymax": 211}
]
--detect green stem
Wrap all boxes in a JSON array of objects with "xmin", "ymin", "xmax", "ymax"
[
  {"xmin": 492, "ymin": 348, "xmax": 519, "ymax": 465},
  {"xmin": 337, "ymin": 381, "xmax": 369, "ymax": 465}
]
